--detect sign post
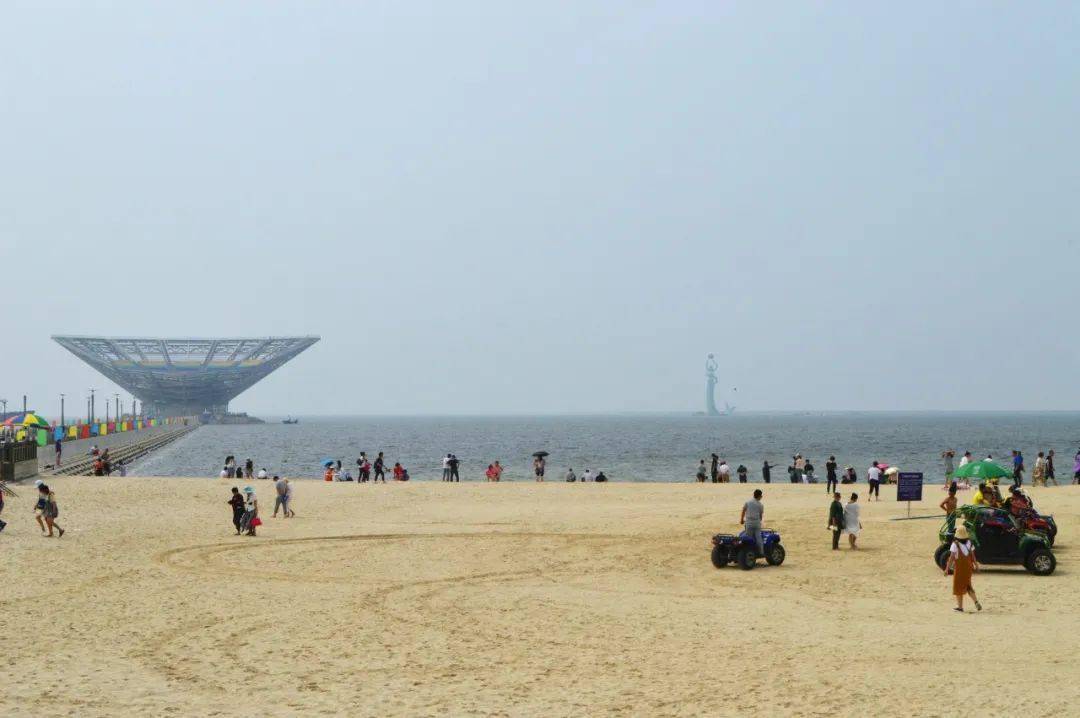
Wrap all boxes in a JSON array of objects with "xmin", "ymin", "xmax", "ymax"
[{"xmin": 897, "ymin": 472, "xmax": 924, "ymax": 518}]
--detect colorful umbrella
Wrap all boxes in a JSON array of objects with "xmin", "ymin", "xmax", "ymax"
[
  {"xmin": 953, "ymin": 460, "xmax": 1011, "ymax": 480},
  {"xmin": 2, "ymin": 412, "xmax": 50, "ymax": 428}
]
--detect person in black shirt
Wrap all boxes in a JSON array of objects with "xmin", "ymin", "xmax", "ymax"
[
  {"xmin": 762, "ymin": 461, "xmax": 773, "ymax": 484},
  {"xmin": 710, "ymin": 454, "xmax": 719, "ymax": 484},
  {"xmin": 825, "ymin": 456, "xmax": 839, "ymax": 494},
  {"xmin": 828, "ymin": 492, "xmax": 845, "ymax": 550},
  {"xmin": 227, "ymin": 487, "xmax": 245, "ymax": 535},
  {"xmin": 373, "ymin": 452, "xmax": 386, "ymax": 482},
  {"xmin": 736, "ymin": 465, "xmax": 748, "ymax": 483},
  {"xmin": 449, "ymin": 454, "xmax": 460, "ymax": 482}
]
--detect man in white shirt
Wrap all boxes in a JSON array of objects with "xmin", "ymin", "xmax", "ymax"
[
  {"xmin": 718, "ymin": 461, "xmax": 731, "ymax": 483},
  {"xmin": 582, "ymin": 469, "xmax": 593, "ymax": 482},
  {"xmin": 959, "ymin": 451, "xmax": 972, "ymax": 468},
  {"xmin": 441, "ymin": 454, "xmax": 451, "ymax": 482},
  {"xmin": 257, "ymin": 468, "xmax": 268, "ymax": 480},
  {"xmin": 867, "ymin": 462, "xmax": 882, "ymax": 501}
]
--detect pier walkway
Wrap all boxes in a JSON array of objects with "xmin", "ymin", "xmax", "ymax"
[{"xmin": 47, "ymin": 424, "xmax": 199, "ymax": 476}]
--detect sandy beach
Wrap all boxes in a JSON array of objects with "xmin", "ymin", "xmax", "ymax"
[{"xmin": 3, "ymin": 478, "xmax": 1077, "ymax": 717}]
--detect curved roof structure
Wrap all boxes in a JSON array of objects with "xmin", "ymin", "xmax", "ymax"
[{"xmin": 52, "ymin": 335, "xmax": 320, "ymax": 416}]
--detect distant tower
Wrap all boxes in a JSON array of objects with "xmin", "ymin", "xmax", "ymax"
[{"xmin": 704, "ymin": 354, "xmax": 720, "ymax": 416}]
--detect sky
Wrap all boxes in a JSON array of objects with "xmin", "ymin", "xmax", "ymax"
[{"xmin": 2, "ymin": 1, "xmax": 1079, "ymax": 416}]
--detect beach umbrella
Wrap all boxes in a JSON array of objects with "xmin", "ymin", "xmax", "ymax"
[
  {"xmin": 321, "ymin": 459, "xmax": 335, "ymax": 467},
  {"xmin": 3, "ymin": 412, "xmax": 50, "ymax": 428},
  {"xmin": 532, "ymin": 451, "xmax": 549, "ymax": 458},
  {"xmin": 953, "ymin": 460, "xmax": 1011, "ymax": 481}
]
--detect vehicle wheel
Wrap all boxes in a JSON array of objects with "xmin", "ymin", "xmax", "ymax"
[
  {"xmin": 933, "ymin": 544, "xmax": 950, "ymax": 570},
  {"xmin": 710, "ymin": 545, "xmax": 728, "ymax": 569},
  {"xmin": 1025, "ymin": 548, "xmax": 1056, "ymax": 576},
  {"xmin": 736, "ymin": 546, "xmax": 757, "ymax": 570},
  {"xmin": 765, "ymin": 543, "xmax": 786, "ymax": 566}
]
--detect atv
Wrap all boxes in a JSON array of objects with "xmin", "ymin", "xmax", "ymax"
[
  {"xmin": 934, "ymin": 506, "xmax": 1056, "ymax": 576},
  {"xmin": 711, "ymin": 529, "xmax": 786, "ymax": 570},
  {"xmin": 1005, "ymin": 492, "xmax": 1058, "ymax": 546}
]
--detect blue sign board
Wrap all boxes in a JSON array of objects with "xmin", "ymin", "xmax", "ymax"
[{"xmin": 897, "ymin": 472, "xmax": 924, "ymax": 502}]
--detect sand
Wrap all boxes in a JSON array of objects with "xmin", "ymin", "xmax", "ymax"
[{"xmin": 2, "ymin": 478, "xmax": 1078, "ymax": 717}]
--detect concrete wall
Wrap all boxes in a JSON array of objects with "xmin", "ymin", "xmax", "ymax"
[{"xmin": 13, "ymin": 458, "xmax": 38, "ymax": 481}]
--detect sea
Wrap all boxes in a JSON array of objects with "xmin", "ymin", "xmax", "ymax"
[{"xmin": 132, "ymin": 413, "xmax": 1080, "ymax": 482}]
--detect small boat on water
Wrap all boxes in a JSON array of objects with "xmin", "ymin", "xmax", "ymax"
[{"xmin": 282, "ymin": 417, "xmax": 299, "ymax": 425}]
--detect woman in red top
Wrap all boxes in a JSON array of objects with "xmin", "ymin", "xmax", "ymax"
[
  {"xmin": 393, "ymin": 462, "xmax": 404, "ymax": 481},
  {"xmin": 485, "ymin": 464, "xmax": 496, "ymax": 481}
]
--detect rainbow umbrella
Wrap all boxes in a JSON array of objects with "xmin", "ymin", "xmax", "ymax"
[{"xmin": 2, "ymin": 412, "xmax": 50, "ymax": 428}]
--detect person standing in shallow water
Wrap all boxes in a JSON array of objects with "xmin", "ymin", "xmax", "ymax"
[
  {"xmin": 761, "ymin": 461, "xmax": 773, "ymax": 484},
  {"xmin": 944, "ymin": 525, "xmax": 982, "ymax": 613},
  {"xmin": 696, "ymin": 460, "xmax": 707, "ymax": 482},
  {"xmin": 710, "ymin": 454, "xmax": 719, "ymax": 484}
]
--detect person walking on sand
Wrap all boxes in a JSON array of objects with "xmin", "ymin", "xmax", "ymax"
[
  {"xmin": 740, "ymin": 489, "xmax": 765, "ymax": 557},
  {"xmin": 696, "ymin": 460, "xmax": 707, "ymax": 483},
  {"xmin": 1032, "ymin": 452, "xmax": 1046, "ymax": 487},
  {"xmin": 828, "ymin": 492, "xmax": 844, "ymax": 550},
  {"xmin": 54, "ymin": 436, "xmax": 62, "ymax": 468},
  {"xmin": 1010, "ymin": 450, "xmax": 1024, "ymax": 488},
  {"xmin": 867, "ymin": 462, "xmax": 882, "ymax": 501},
  {"xmin": 285, "ymin": 479, "xmax": 296, "ymax": 517},
  {"xmin": 1045, "ymin": 450, "xmax": 1058, "ymax": 486},
  {"xmin": 944, "ymin": 525, "xmax": 982, "ymax": 613},
  {"xmin": 240, "ymin": 487, "xmax": 258, "ymax": 536},
  {"xmin": 825, "ymin": 456, "xmax": 838, "ymax": 494},
  {"xmin": 33, "ymin": 479, "xmax": 48, "ymax": 534},
  {"xmin": 227, "ymin": 487, "xmax": 245, "ymax": 535},
  {"xmin": 843, "ymin": 493, "xmax": 861, "ymax": 549},
  {"xmin": 374, "ymin": 452, "xmax": 386, "ymax": 483},
  {"xmin": 942, "ymin": 450, "xmax": 955, "ymax": 486},
  {"xmin": 940, "ymin": 483, "xmax": 958, "ymax": 515},
  {"xmin": 38, "ymin": 482, "xmax": 64, "ymax": 538},
  {"xmin": 273, "ymin": 475, "xmax": 289, "ymax": 517}
]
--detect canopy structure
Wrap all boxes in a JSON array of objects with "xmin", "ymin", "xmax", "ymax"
[{"xmin": 52, "ymin": 335, "xmax": 320, "ymax": 417}]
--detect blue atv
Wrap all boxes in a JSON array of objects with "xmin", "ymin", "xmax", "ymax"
[{"xmin": 711, "ymin": 529, "xmax": 786, "ymax": 570}]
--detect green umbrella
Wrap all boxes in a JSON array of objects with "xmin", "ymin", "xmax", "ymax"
[{"xmin": 953, "ymin": 460, "xmax": 1011, "ymax": 480}]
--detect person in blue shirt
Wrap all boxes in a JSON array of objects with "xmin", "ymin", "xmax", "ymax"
[{"xmin": 1012, "ymin": 450, "xmax": 1024, "ymax": 488}]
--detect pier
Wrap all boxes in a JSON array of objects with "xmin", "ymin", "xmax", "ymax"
[{"xmin": 48, "ymin": 424, "xmax": 199, "ymax": 476}]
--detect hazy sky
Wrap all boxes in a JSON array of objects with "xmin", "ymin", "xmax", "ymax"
[{"xmin": 3, "ymin": 2, "xmax": 1079, "ymax": 416}]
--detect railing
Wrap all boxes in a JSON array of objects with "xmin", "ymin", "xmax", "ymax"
[{"xmin": 0, "ymin": 439, "xmax": 38, "ymax": 482}]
